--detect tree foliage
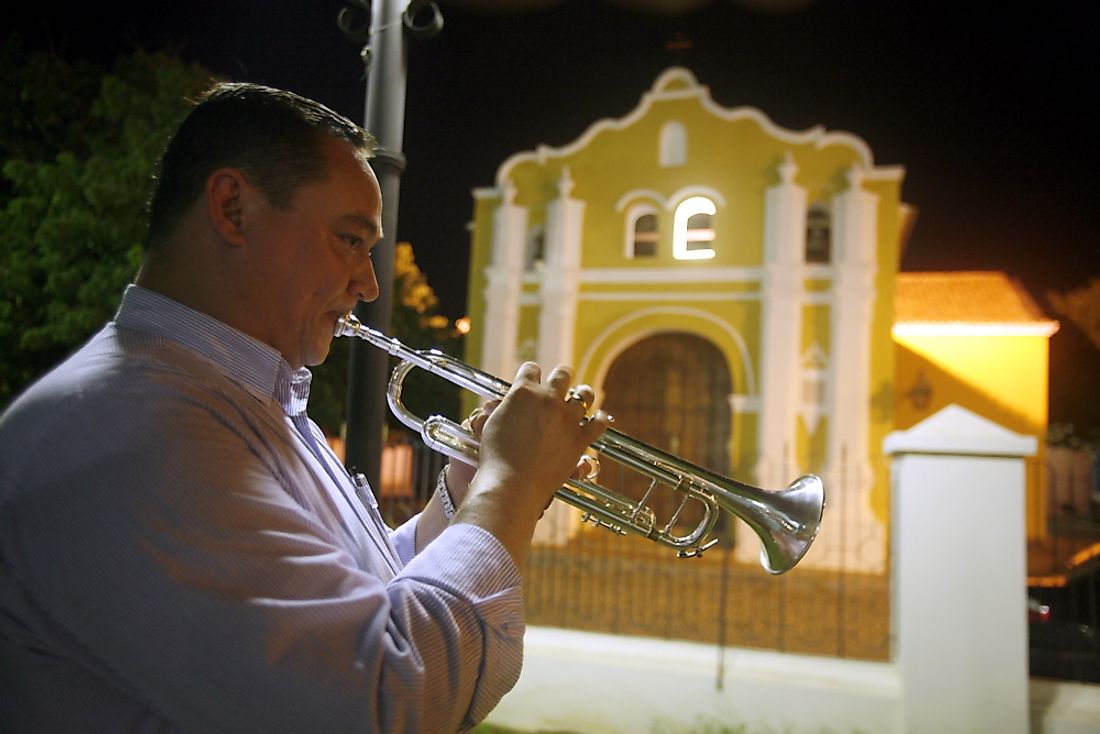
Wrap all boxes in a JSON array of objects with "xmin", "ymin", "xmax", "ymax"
[
  {"xmin": 0, "ymin": 40, "xmax": 463, "ymax": 432},
  {"xmin": 1048, "ymin": 278, "xmax": 1100, "ymax": 353},
  {"xmin": 1047, "ymin": 277, "xmax": 1100, "ymax": 447},
  {"xmin": 0, "ymin": 39, "xmax": 215, "ymax": 405}
]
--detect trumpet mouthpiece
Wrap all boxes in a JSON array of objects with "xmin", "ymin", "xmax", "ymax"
[{"xmin": 335, "ymin": 313, "xmax": 360, "ymax": 337}]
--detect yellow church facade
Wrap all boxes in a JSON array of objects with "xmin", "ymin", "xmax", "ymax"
[
  {"xmin": 464, "ymin": 67, "xmax": 911, "ymax": 571},
  {"xmin": 468, "ymin": 68, "xmax": 906, "ymax": 572}
]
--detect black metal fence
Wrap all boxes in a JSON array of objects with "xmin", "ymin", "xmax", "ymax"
[
  {"xmin": 1028, "ymin": 448, "xmax": 1100, "ymax": 683},
  {"xmin": 372, "ymin": 433, "xmax": 1100, "ymax": 682},
  {"xmin": 374, "ymin": 431, "xmax": 890, "ymax": 663}
]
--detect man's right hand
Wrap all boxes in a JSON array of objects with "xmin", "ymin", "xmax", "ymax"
[{"xmin": 453, "ymin": 362, "xmax": 609, "ymax": 567}]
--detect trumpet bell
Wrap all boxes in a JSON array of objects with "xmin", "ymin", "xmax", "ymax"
[{"xmin": 742, "ymin": 473, "xmax": 825, "ymax": 574}]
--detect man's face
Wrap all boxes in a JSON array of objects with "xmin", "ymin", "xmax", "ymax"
[{"xmin": 246, "ymin": 137, "xmax": 382, "ymax": 369}]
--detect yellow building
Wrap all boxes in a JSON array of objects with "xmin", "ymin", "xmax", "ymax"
[
  {"xmin": 894, "ymin": 271, "xmax": 1058, "ymax": 537},
  {"xmin": 464, "ymin": 67, "xmax": 913, "ymax": 571},
  {"xmin": 464, "ymin": 67, "xmax": 1057, "ymax": 569}
]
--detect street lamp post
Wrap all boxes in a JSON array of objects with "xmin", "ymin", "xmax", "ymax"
[{"xmin": 338, "ymin": 0, "xmax": 442, "ymax": 489}]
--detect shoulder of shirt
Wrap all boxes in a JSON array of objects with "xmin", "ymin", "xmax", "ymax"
[{"xmin": 1, "ymin": 322, "xmax": 271, "ymax": 445}]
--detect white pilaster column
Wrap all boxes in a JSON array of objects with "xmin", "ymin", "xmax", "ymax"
[
  {"xmin": 885, "ymin": 406, "xmax": 1034, "ymax": 734},
  {"xmin": 818, "ymin": 167, "xmax": 881, "ymax": 569},
  {"xmin": 825, "ymin": 168, "xmax": 876, "ymax": 484},
  {"xmin": 481, "ymin": 182, "xmax": 527, "ymax": 378},
  {"xmin": 535, "ymin": 168, "xmax": 586, "ymax": 546},
  {"xmin": 754, "ymin": 153, "xmax": 807, "ymax": 493},
  {"xmin": 537, "ymin": 167, "xmax": 585, "ymax": 372}
]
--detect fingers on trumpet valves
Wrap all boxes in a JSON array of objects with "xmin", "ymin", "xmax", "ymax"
[
  {"xmin": 575, "ymin": 453, "xmax": 601, "ymax": 481},
  {"xmin": 545, "ymin": 364, "xmax": 576, "ymax": 396},
  {"xmin": 564, "ymin": 385, "xmax": 615, "ymax": 432},
  {"xmin": 462, "ymin": 400, "xmax": 500, "ymax": 433},
  {"xmin": 564, "ymin": 383, "xmax": 594, "ymax": 410}
]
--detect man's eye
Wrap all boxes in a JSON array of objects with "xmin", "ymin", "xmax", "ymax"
[{"xmin": 342, "ymin": 235, "xmax": 363, "ymax": 248}]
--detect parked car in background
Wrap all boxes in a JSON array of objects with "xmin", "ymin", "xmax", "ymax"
[{"xmin": 1028, "ymin": 545, "xmax": 1100, "ymax": 683}]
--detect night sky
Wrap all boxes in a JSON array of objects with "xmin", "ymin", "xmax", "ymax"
[{"xmin": 9, "ymin": 0, "xmax": 1100, "ymax": 425}]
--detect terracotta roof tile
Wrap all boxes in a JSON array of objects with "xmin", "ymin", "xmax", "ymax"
[{"xmin": 895, "ymin": 271, "xmax": 1055, "ymax": 326}]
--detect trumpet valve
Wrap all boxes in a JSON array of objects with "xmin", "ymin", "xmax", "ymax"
[
  {"xmin": 581, "ymin": 512, "xmax": 628, "ymax": 535},
  {"xmin": 677, "ymin": 538, "xmax": 720, "ymax": 559}
]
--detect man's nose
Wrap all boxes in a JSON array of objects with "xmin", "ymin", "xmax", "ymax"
[{"xmin": 350, "ymin": 256, "xmax": 380, "ymax": 303}]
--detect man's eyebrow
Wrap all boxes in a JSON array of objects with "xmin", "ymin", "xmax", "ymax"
[{"xmin": 340, "ymin": 214, "xmax": 382, "ymax": 238}]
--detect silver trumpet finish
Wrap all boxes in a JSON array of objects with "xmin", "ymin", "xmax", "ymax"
[{"xmin": 336, "ymin": 314, "xmax": 824, "ymax": 574}]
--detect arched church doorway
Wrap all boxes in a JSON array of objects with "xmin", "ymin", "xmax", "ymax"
[{"xmin": 600, "ymin": 332, "xmax": 733, "ymax": 538}]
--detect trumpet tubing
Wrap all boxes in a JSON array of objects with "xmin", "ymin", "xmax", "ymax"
[{"xmin": 337, "ymin": 314, "xmax": 824, "ymax": 574}]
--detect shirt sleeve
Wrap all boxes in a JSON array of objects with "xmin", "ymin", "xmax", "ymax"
[
  {"xmin": 390, "ymin": 514, "xmax": 419, "ymax": 566},
  {"xmin": 0, "ymin": 373, "xmax": 524, "ymax": 733}
]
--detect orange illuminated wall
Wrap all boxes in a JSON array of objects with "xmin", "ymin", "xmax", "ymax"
[{"xmin": 893, "ymin": 272, "xmax": 1058, "ymax": 538}]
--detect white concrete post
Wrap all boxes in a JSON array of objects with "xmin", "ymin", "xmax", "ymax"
[{"xmin": 884, "ymin": 404, "xmax": 1036, "ymax": 734}]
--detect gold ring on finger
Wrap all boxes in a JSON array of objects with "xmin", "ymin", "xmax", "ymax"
[
  {"xmin": 464, "ymin": 407, "xmax": 484, "ymax": 428},
  {"xmin": 565, "ymin": 388, "xmax": 591, "ymax": 411}
]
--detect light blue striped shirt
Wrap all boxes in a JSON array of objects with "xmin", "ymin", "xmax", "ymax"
[{"xmin": 0, "ymin": 285, "xmax": 524, "ymax": 733}]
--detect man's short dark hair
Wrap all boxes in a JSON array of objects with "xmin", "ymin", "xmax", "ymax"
[{"xmin": 146, "ymin": 83, "xmax": 375, "ymax": 247}]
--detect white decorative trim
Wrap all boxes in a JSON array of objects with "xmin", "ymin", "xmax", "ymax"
[
  {"xmin": 613, "ymin": 186, "xmax": 728, "ymax": 212},
  {"xmin": 665, "ymin": 186, "xmax": 727, "ymax": 210},
  {"xmin": 798, "ymin": 343, "xmax": 829, "ymax": 434},
  {"xmin": 580, "ymin": 292, "xmax": 758, "ymax": 302},
  {"xmin": 615, "ymin": 189, "xmax": 665, "ymax": 212},
  {"xmin": 580, "ymin": 267, "xmax": 762, "ymax": 284},
  {"xmin": 863, "ymin": 165, "xmax": 906, "ymax": 182},
  {"xmin": 516, "ymin": 337, "xmax": 538, "ymax": 363},
  {"xmin": 893, "ymin": 322, "xmax": 1060, "ymax": 338},
  {"xmin": 495, "ymin": 66, "xmax": 894, "ymax": 186},
  {"xmin": 805, "ymin": 264, "xmax": 835, "ymax": 279},
  {"xmin": 729, "ymin": 394, "xmax": 760, "ymax": 414},
  {"xmin": 472, "ymin": 186, "xmax": 500, "ymax": 200},
  {"xmin": 577, "ymin": 305, "xmax": 757, "ymax": 396}
]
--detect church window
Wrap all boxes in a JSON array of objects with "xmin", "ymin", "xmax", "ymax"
[
  {"xmin": 659, "ymin": 121, "xmax": 687, "ymax": 167},
  {"xmin": 525, "ymin": 225, "xmax": 545, "ymax": 270},
  {"xmin": 633, "ymin": 214, "xmax": 658, "ymax": 257},
  {"xmin": 806, "ymin": 204, "xmax": 832, "ymax": 264},
  {"xmin": 625, "ymin": 204, "xmax": 659, "ymax": 258},
  {"xmin": 673, "ymin": 196, "xmax": 716, "ymax": 260}
]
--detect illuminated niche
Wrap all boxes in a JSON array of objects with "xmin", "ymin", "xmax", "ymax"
[{"xmin": 672, "ymin": 196, "xmax": 716, "ymax": 261}]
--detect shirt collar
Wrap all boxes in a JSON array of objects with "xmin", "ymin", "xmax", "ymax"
[{"xmin": 114, "ymin": 285, "xmax": 313, "ymax": 417}]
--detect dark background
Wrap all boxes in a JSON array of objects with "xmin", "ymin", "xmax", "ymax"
[{"xmin": 8, "ymin": 0, "xmax": 1099, "ymax": 428}]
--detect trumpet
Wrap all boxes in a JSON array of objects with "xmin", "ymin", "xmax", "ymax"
[{"xmin": 337, "ymin": 314, "xmax": 824, "ymax": 574}]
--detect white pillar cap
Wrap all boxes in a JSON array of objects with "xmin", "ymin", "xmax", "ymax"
[{"xmin": 883, "ymin": 403, "xmax": 1037, "ymax": 458}]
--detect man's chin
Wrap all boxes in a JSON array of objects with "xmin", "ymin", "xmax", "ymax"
[{"xmin": 304, "ymin": 337, "xmax": 334, "ymax": 367}]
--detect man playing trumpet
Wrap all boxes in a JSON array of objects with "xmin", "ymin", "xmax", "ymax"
[{"xmin": 0, "ymin": 83, "xmax": 609, "ymax": 732}]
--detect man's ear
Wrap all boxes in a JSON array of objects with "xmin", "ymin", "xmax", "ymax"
[{"xmin": 206, "ymin": 168, "xmax": 249, "ymax": 246}]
